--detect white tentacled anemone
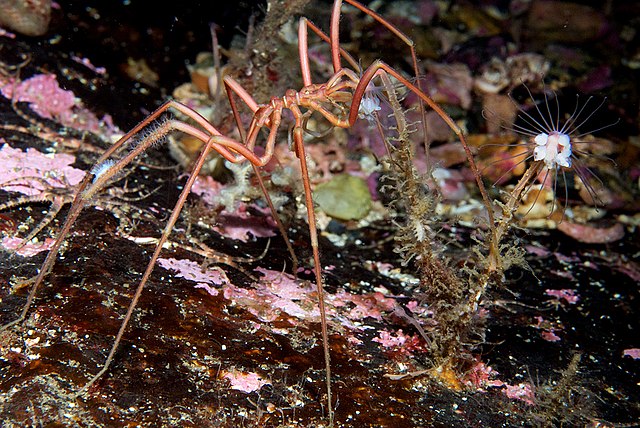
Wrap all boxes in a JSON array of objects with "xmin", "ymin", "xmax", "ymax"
[{"xmin": 483, "ymin": 84, "xmax": 618, "ymax": 219}]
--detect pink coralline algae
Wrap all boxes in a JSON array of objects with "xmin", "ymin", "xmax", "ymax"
[
  {"xmin": 157, "ymin": 258, "xmax": 320, "ymax": 323},
  {"xmin": 503, "ymin": 383, "xmax": 535, "ymax": 405},
  {"xmin": 557, "ymin": 221, "xmax": 625, "ymax": 244},
  {"xmin": 1, "ymin": 236, "xmax": 54, "ymax": 256},
  {"xmin": 0, "ymin": 143, "xmax": 85, "ymax": 255},
  {"xmin": 223, "ymin": 268, "xmax": 320, "ymax": 323},
  {"xmin": 0, "ymin": 74, "xmax": 118, "ymax": 136},
  {"xmin": 155, "ymin": 258, "xmax": 413, "ymax": 331},
  {"xmin": 190, "ymin": 176, "xmax": 276, "ymax": 242},
  {"xmin": 623, "ymin": 348, "xmax": 640, "ymax": 360},
  {"xmin": 332, "ymin": 290, "xmax": 398, "ymax": 323},
  {"xmin": 533, "ymin": 316, "xmax": 563, "ymax": 342},
  {"xmin": 157, "ymin": 257, "xmax": 231, "ymax": 296},
  {"xmin": 1, "ymin": 74, "xmax": 76, "ymax": 119},
  {"xmin": 462, "ymin": 360, "xmax": 504, "ymax": 389},
  {"xmin": 373, "ymin": 329, "xmax": 411, "ymax": 348},
  {"xmin": 0, "ymin": 143, "xmax": 85, "ymax": 196},
  {"xmin": 222, "ymin": 369, "xmax": 270, "ymax": 393},
  {"xmin": 544, "ymin": 289, "xmax": 579, "ymax": 305},
  {"xmin": 540, "ymin": 330, "xmax": 561, "ymax": 342},
  {"xmin": 372, "ymin": 329, "xmax": 428, "ymax": 358}
]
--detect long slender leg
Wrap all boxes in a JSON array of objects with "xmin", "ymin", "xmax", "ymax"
[
  {"xmin": 225, "ymin": 73, "xmax": 333, "ymax": 421},
  {"xmin": 251, "ymin": 163, "xmax": 299, "ymax": 274},
  {"xmin": 330, "ymin": 0, "xmax": 420, "ymax": 75},
  {"xmin": 289, "ymin": 104, "xmax": 333, "ymax": 425},
  {"xmin": 0, "ymin": 104, "xmax": 183, "ymax": 331},
  {"xmin": 0, "ymin": 99, "xmax": 271, "ymax": 394},
  {"xmin": 0, "ymin": 174, "xmax": 92, "ymax": 331},
  {"xmin": 222, "ymin": 77, "xmax": 300, "ymax": 273},
  {"xmin": 298, "ymin": 17, "xmax": 359, "ymax": 87},
  {"xmin": 77, "ymin": 127, "xmax": 235, "ymax": 394}
]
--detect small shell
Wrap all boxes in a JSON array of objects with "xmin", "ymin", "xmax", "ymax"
[{"xmin": 0, "ymin": 0, "xmax": 51, "ymax": 36}]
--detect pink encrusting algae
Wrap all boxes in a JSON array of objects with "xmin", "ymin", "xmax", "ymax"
[
  {"xmin": 0, "ymin": 143, "xmax": 86, "ymax": 255},
  {"xmin": 157, "ymin": 257, "xmax": 429, "ymax": 349},
  {"xmin": 157, "ymin": 257, "xmax": 231, "ymax": 296},
  {"xmin": 623, "ymin": 348, "xmax": 640, "ymax": 360},
  {"xmin": 544, "ymin": 288, "xmax": 579, "ymax": 305},
  {"xmin": 0, "ymin": 143, "xmax": 85, "ymax": 196},
  {"xmin": 504, "ymin": 383, "xmax": 536, "ymax": 405},
  {"xmin": 534, "ymin": 316, "xmax": 563, "ymax": 342},
  {"xmin": 1, "ymin": 236, "xmax": 55, "ymax": 256},
  {"xmin": 0, "ymin": 73, "xmax": 119, "ymax": 136},
  {"xmin": 0, "ymin": 74, "xmax": 76, "ymax": 119},
  {"xmin": 222, "ymin": 369, "xmax": 270, "ymax": 393},
  {"xmin": 372, "ymin": 329, "xmax": 428, "ymax": 357},
  {"xmin": 190, "ymin": 175, "xmax": 277, "ymax": 242}
]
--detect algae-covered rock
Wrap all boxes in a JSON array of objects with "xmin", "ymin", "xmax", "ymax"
[{"xmin": 314, "ymin": 174, "xmax": 372, "ymax": 221}]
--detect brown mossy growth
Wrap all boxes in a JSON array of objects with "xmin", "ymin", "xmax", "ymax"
[
  {"xmin": 252, "ymin": 0, "xmax": 311, "ymax": 50},
  {"xmin": 529, "ymin": 353, "xmax": 599, "ymax": 427},
  {"xmin": 227, "ymin": 0, "xmax": 312, "ymax": 104},
  {"xmin": 378, "ymin": 76, "xmax": 484, "ymax": 369}
]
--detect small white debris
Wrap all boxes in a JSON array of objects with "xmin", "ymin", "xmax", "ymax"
[
  {"xmin": 358, "ymin": 94, "xmax": 382, "ymax": 120},
  {"xmin": 90, "ymin": 159, "xmax": 117, "ymax": 182}
]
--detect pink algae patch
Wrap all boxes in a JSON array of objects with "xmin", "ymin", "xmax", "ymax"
[
  {"xmin": 533, "ymin": 316, "xmax": 563, "ymax": 342},
  {"xmin": 504, "ymin": 383, "xmax": 535, "ymax": 405},
  {"xmin": 153, "ymin": 257, "xmax": 408, "ymax": 329},
  {"xmin": 373, "ymin": 329, "xmax": 412, "ymax": 348},
  {"xmin": 1, "ymin": 74, "xmax": 76, "ymax": 119},
  {"xmin": 372, "ymin": 329, "xmax": 428, "ymax": 357},
  {"xmin": 222, "ymin": 369, "xmax": 270, "ymax": 393},
  {"xmin": 157, "ymin": 257, "xmax": 230, "ymax": 296},
  {"xmin": 623, "ymin": 348, "xmax": 640, "ymax": 360},
  {"xmin": 462, "ymin": 360, "xmax": 504, "ymax": 389},
  {"xmin": 156, "ymin": 258, "xmax": 319, "ymax": 323},
  {"xmin": 545, "ymin": 288, "xmax": 579, "ymax": 305},
  {"xmin": 1, "ymin": 236, "xmax": 54, "ymax": 257},
  {"xmin": 190, "ymin": 175, "xmax": 224, "ymax": 203},
  {"xmin": 540, "ymin": 330, "xmax": 561, "ymax": 342},
  {"xmin": 190, "ymin": 176, "xmax": 276, "ymax": 242},
  {"xmin": 557, "ymin": 221, "xmax": 625, "ymax": 244},
  {"xmin": 224, "ymin": 268, "xmax": 320, "ymax": 323},
  {"xmin": 0, "ymin": 143, "xmax": 85, "ymax": 195},
  {"xmin": 331, "ymin": 290, "xmax": 397, "ymax": 322},
  {"xmin": 0, "ymin": 74, "xmax": 118, "ymax": 135},
  {"xmin": 0, "ymin": 144, "xmax": 85, "ymax": 257}
]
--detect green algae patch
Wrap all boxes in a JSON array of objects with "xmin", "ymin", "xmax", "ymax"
[{"xmin": 314, "ymin": 174, "xmax": 372, "ymax": 221}]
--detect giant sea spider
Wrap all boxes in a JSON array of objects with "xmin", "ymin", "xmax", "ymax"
[{"xmin": 0, "ymin": 1, "xmax": 502, "ymax": 424}]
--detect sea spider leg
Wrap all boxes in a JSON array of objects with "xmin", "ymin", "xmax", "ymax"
[
  {"xmin": 75, "ymin": 106, "xmax": 271, "ymax": 395},
  {"xmin": 323, "ymin": 0, "xmax": 499, "ymax": 271},
  {"xmin": 221, "ymin": 22, "xmax": 356, "ymax": 422},
  {"xmin": 330, "ymin": 0, "xmax": 431, "ymax": 149},
  {"xmin": 223, "ymin": 78, "xmax": 300, "ymax": 275},
  {"xmin": 351, "ymin": 60, "xmax": 500, "ymax": 271},
  {"xmin": 0, "ymin": 100, "xmax": 263, "ymax": 374}
]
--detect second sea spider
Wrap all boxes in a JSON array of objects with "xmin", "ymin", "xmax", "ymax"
[{"xmin": 0, "ymin": 0, "xmax": 498, "ymax": 423}]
